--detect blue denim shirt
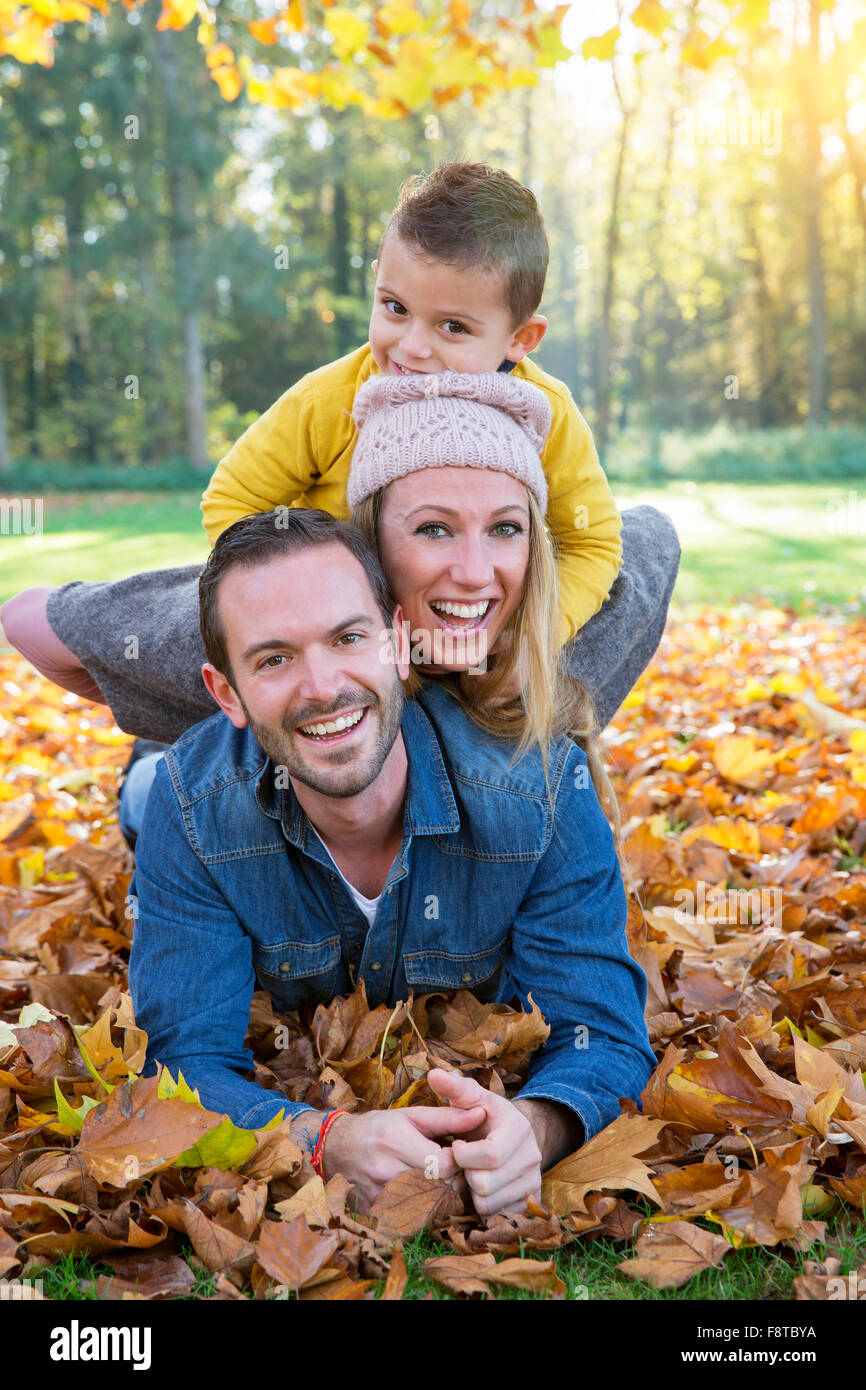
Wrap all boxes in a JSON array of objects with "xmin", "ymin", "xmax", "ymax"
[{"xmin": 128, "ymin": 682, "xmax": 655, "ymax": 1135}]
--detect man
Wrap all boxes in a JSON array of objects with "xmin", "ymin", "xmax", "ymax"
[{"xmin": 128, "ymin": 509, "xmax": 655, "ymax": 1217}]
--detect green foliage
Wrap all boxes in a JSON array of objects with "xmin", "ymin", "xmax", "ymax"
[{"xmin": 605, "ymin": 424, "xmax": 866, "ymax": 484}]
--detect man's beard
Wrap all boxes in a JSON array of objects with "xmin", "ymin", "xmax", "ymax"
[{"xmin": 239, "ymin": 678, "xmax": 404, "ymax": 799}]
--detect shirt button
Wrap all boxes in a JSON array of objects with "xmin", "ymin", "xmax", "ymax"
[
  {"xmin": 461, "ymin": 972, "xmax": 472, "ymax": 983},
  {"xmin": 279, "ymin": 962, "xmax": 290, "ymax": 974},
  {"xmin": 370, "ymin": 961, "xmax": 382, "ymax": 971}
]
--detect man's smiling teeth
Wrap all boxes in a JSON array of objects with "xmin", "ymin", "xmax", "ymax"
[
  {"xmin": 299, "ymin": 708, "xmax": 365, "ymax": 738},
  {"xmin": 430, "ymin": 600, "xmax": 490, "ymax": 619}
]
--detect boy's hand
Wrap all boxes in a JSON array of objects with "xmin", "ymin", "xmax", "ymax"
[{"xmin": 426, "ymin": 1068, "xmax": 543, "ymax": 1217}]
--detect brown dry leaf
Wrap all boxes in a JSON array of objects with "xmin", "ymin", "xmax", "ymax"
[
  {"xmin": 468, "ymin": 1208, "xmax": 565, "ymax": 1254},
  {"xmin": 619, "ymin": 1219, "xmax": 732, "ymax": 1289},
  {"xmin": 422, "ymin": 1251, "xmax": 496, "ymax": 1295},
  {"xmin": 368, "ymin": 1167, "xmax": 464, "ymax": 1236},
  {"xmin": 658, "ymin": 1025, "xmax": 811, "ymax": 1134},
  {"xmin": 380, "ymin": 1245, "xmax": 408, "ymax": 1300},
  {"xmin": 76, "ymin": 1075, "xmax": 227, "ymax": 1186},
  {"xmin": 542, "ymin": 1113, "xmax": 666, "ymax": 1216},
  {"xmin": 256, "ymin": 1215, "xmax": 339, "ymax": 1291},
  {"xmin": 483, "ymin": 1256, "xmax": 566, "ymax": 1297},
  {"xmin": 175, "ymin": 1198, "xmax": 256, "ymax": 1273},
  {"xmin": 652, "ymin": 1156, "xmax": 750, "ymax": 1214},
  {"xmin": 239, "ymin": 1125, "xmax": 304, "ymax": 1184},
  {"xmin": 299, "ymin": 1274, "xmax": 375, "ymax": 1300},
  {"xmin": 93, "ymin": 1252, "xmax": 196, "ymax": 1300},
  {"xmin": 0, "ymin": 1226, "xmax": 22, "ymax": 1277},
  {"xmin": 27, "ymin": 973, "xmax": 112, "ymax": 1024},
  {"xmin": 273, "ymin": 1176, "xmax": 332, "ymax": 1229}
]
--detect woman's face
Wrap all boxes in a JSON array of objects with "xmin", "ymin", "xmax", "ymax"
[{"xmin": 376, "ymin": 467, "xmax": 531, "ymax": 674}]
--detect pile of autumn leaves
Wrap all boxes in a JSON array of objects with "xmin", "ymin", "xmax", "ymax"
[{"xmin": 1, "ymin": 603, "xmax": 865, "ymax": 1301}]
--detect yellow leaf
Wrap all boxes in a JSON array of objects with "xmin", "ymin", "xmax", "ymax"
[
  {"xmin": 582, "ymin": 26, "xmax": 619, "ymax": 61},
  {"xmin": 205, "ymin": 42, "xmax": 235, "ymax": 68},
  {"xmin": 769, "ymin": 671, "xmax": 806, "ymax": 695},
  {"xmin": 680, "ymin": 818, "xmax": 760, "ymax": 856},
  {"xmin": 373, "ymin": 36, "xmax": 436, "ymax": 110},
  {"xmin": 17, "ymin": 847, "xmax": 44, "ymax": 888},
  {"xmin": 156, "ymin": 0, "xmax": 198, "ymax": 32},
  {"xmin": 325, "ymin": 6, "xmax": 370, "ymax": 60},
  {"xmin": 2, "ymin": 11, "xmax": 54, "ymax": 64},
  {"xmin": 631, "ymin": 0, "xmax": 669, "ymax": 37},
  {"xmin": 712, "ymin": 732, "xmax": 774, "ymax": 787},
  {"xmin": 283, "ymin": 0, "xmax": 307, "ymax": 32},
  {"xmin": 738, "ymin": 677, "xmax": 771, "ymax": 702},
  {"xmin": 210, "ymin": 63, "xmax": 243, "ymax": 101},
  {"xmin": 248, "ymin": 16, "xmax": 280, "ymax": 43},
  {"xmin": 376, "ymin": 0, "xmax": 424, "ymax": 39}
]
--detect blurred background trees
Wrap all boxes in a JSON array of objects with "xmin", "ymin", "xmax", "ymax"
[{"xmin": 0, "ymin": 0, "xmax": 864, "ymax": 483}]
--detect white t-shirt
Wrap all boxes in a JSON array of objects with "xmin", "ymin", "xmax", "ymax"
[{"xmin": 310, "ymin": 824, "xmax": 383, "ymax": 928}]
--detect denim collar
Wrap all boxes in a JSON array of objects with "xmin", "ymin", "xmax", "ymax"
[{"xmin": 254, "ymin": 694, "xmax": 460, "ymax": 849}]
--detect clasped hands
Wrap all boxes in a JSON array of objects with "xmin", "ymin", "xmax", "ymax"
[{"xmin": 291, "ymin": 1067, "xmax": 544, "ymax": 1218}]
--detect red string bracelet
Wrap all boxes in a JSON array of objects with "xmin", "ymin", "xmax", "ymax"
[{"xmin": 310, "ymin": 1109, "xmax": 348, "ymax": 1178}]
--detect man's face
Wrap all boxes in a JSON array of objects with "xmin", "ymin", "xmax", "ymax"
[
  {"xmin": 204, "ymin": 545, "xmax": 407, "ymax": 799},
  {"xmin": 369, "ymin": 231, "xmax": 535, "ymax": 376}
]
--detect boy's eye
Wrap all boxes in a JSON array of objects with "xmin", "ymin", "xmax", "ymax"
[
  {"xmin": 442, "ymin": 320, "xmax": 469, "ymax": 335},
  {"xmin": 384, "ymin": 299, "xmax": 407, "ymax": 316}
]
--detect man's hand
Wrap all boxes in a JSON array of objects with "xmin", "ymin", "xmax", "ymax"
[
  {"xmin": 317, "ymin": 1101, "xmax": 486, "ymax": 1211},
  {"xmin": 427, "ymin": 1068, "xmax": 543, "ymax": 1218}
]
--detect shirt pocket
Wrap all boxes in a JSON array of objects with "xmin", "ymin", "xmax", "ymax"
[
  {"xmin": 402, "ymin": 937, "xmax": 508, "ymax": 1000},
  {"xmin": 254, "ymin": 935, "xmax": 342, "ymax": 1011}
]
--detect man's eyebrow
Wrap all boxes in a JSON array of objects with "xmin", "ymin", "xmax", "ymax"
[
  {"xmin": 404, "ymin": 503, "xmax": 530, "ymax": 520},
  {"xmin": 376, "ymin": 286, "xmax": 484, "ymax": 326},
  {"xmin": 240, "ymin": 614, "xmax": 374, "ymax": 664}
]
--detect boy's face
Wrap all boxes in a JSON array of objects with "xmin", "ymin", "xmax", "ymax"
[{"xmin": 369, "ymin": 232, "xmax": 546, "ymax": 376}]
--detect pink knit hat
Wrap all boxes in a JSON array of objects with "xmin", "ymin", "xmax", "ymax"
[{"xmin": 347, "ymin": 371, "xmax": 551, "ymax": 513}]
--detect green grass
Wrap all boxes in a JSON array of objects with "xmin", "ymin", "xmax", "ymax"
[
  {"xmin": 0, "ymin": 491, "xmax": 207, "ymax": 603},
  {"xmin": 0, "ymin": 480, "xmax": 863, "ymax": 614},
  {"xmin": 17, "ymin": 1201, "xmax": 866, "ymax": 1301}
]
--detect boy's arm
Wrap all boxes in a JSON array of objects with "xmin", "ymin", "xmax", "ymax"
[
  {"xmin": 200, "ymin": 384, "xmax": 321, "ymax": 549},
  {"xmin": 542, "ymin": 399, "xmax": 623, "ymax": 648}
]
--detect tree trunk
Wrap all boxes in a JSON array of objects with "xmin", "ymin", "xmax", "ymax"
[
  {"xmin": 0, "ymin": 355, "xmax": 10, "ymax": 473},
  {"xmin": 64, "ymin": 191, "xmax": 98, "ymax": 461},
  {"xmin": 153, "ymin": 26, "xmax": 209, "ymax": 470},
  {"xmin": 801, "ymin": 0, "xmax": 827, "ymax": 427},
  {"xmin": 595, "ymin": 65, "xmax": 633, "ymax": 453},
  {"xmin": 745, "ymin": 195, "xmax": 779, "ymax": 428},
  {"xmin": 633, "ymin": 92, "xmax": 678, "ymax": 419}
]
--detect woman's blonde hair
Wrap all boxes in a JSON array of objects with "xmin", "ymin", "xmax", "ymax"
[{"xmin": 350, "ymin": 485, "xmax": 620, "ymax": 840}]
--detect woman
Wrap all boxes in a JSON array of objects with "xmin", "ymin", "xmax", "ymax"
[{"xmin": 1, "ymin": 373, "xmax": 674, "ymax": 840}]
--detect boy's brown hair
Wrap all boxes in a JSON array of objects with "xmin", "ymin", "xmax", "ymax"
[{"xmin": 380, "ymin": 161, "xmax": 548, "ymax": 330}]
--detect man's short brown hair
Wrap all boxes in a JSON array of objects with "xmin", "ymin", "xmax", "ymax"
[
  {"xmin": 199, "ymin": 508, "xmax": 395, "ymax": 687},
  {"xmin": 380, "ymin": 161, "xmax": 548, "ymax": 330}
]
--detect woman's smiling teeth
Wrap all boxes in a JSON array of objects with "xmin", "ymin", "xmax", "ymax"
[
  {"xmin": 298, "ymin": 707, "xmax": 366, "ymax": 739},
  {"xmin": 429, "ymin": 599, "xmax": 490, "ymax": 623}
]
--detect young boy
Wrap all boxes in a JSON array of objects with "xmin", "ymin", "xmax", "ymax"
[{"xmin": 202, "ymin": 160, "xmax": 622, "ymax": 650}]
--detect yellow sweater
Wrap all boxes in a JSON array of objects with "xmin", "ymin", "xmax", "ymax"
[{"xmin": 201, "ymin": 344, "xmax": 622, "ymax": 647}]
